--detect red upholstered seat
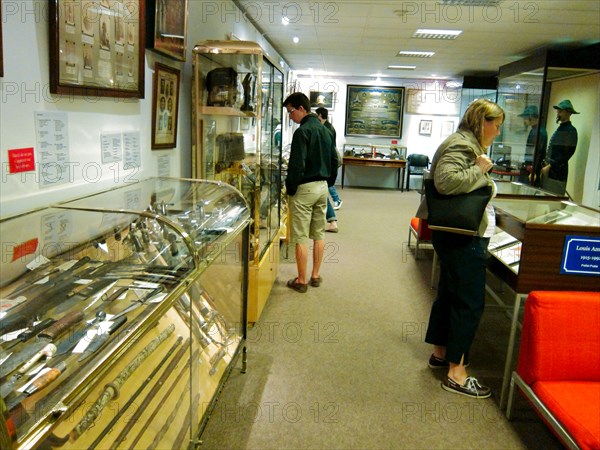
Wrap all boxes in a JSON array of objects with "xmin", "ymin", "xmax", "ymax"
[
  {"xmin": 410, "ymin": 217, "xmax": 432, "ymax": 241},
  {"xmin": 408, "ymin": 217, "xmax": 432, "ymax": 259},
  {"xmin": 533, "ymin": 381, "xmax": 600, "ymax": 450},
  {"xmin": 517, "ymin": 291, "xmax": 600, "ymax": 384},
  {"xmin": 512, "ymin": 290, "xmax": 600, "ymax": 450}
]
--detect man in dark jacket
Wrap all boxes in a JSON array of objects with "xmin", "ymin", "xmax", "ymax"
[{"xmin": 284, "ymin": 93, "xmax": 338, "ymax": 293}]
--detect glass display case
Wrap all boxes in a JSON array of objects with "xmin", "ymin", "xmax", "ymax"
[
  {"xmin": 0, "ymin": 177, "xmax": 250, "ymax": 449},
  {"xmin": 494, "ymin": 180, "xmax": 565, "ymax": 199},
  {"xmin": 494, "ymin": 45, "xmax": 599, "ymax": 193},
  {"xmin": 192, "ymin": 40, "xmax": 283, "ymax": 323},
  {"xmin": 489, "ymin": 197, "xmax": 599, "ymax": 292},
  {"xmin": 343, "ymin": 143, "xmax": 406, "ymax": 159}
]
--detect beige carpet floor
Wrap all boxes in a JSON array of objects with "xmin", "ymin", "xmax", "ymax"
[{"xmin": 199, "ymin": 187, "xmax": 562, "ymax": 450}]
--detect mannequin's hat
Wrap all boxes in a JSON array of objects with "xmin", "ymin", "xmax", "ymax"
[
  {"xmin": 518, "ymin": 105, "xmax": 539, "ymax": 118},
  {"xmin": 553, "ymin": 99, "xmax": 579, "ymax": 114}
]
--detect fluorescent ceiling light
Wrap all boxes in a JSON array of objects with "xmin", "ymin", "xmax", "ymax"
[
  {"xmin": 440, "ymin": 0, "xmax": 503, "ymax": 5},
  {"xmin": 388, "ymin": 65, "xmax": 416, "ymax": 70},
  {"xmin": 398, "ymin": 51, "xmax": 435, "ymax": 58},
  {"xmin": 413, "ymin": 29, "xmax": 463, "ymax": 39}
]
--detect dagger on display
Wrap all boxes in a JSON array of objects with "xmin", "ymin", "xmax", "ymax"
[
  {"xmin": 77, "ymin": 316, "xmax": 128, "ymax": 362},
  {"xmin": 6, "ymin": 362, "xmax": 67, "ymax": 411},
  {"xmin": 0, "ymin": 257, "xmax": 92, "ymax": 336},
  {"xmin": 0, "ymin": 312, "xmax": 106, "ymax": 399},
  {"xmin": 1, "ymin": 318, "xmax": 56, "ymax": 351},
  {"xmin": 0, "ymin": 310, "xmax": 83, "ymax": 380}
]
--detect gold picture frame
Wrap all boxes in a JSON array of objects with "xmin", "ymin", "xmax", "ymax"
[
  {"xmin": 309, "ymin": 90, "xmax": 335, "ymax": 110},
  {"xmin": 49, "ymin": 0, "xmax": 145, "ymax": 98},
  {"xmin": 151, "ymin": 62, "xmax": 180, "ymax": 149},
  {"xmin": 345, "ymin": 85, "xmax": 405, "ymax": 138},
  {"xmin": 148, "ymin": 0, "xmax": 188, "ymax": 61}
]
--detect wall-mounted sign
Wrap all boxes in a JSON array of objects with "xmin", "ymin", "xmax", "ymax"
[
  {"xmin": 561, "ymin": 235, "xmax": 600, "ymax": 276},
  {"xmin": 8, "ymin": 147, "xmax": 35, "ymax": 173}
]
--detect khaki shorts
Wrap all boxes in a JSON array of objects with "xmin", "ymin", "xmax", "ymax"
[{"xmin": 289, "ymin": 181, "xmax": 328, "ymax": 244}]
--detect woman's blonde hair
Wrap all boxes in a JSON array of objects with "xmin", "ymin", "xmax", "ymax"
[{"xmin": 458, "ymin": 99, "xmax": 505, "ymax": 145}]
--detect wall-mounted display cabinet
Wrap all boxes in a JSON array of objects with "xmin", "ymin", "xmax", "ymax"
[
  {"xmin": 0, "ymin": 177, "xmax": 250, "ymax": 449},
  {"xmin": 192, "ymin": 40, "xmax": 284, "ymax": 323}
]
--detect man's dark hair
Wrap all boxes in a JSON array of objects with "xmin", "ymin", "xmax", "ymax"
[
  {"xmin": 283, "ymin": 92, "xmax": 310, "ymax": 112},
  {"xmin": 315, "ymin": 107, "xmax": 329, "ymax": 120}
]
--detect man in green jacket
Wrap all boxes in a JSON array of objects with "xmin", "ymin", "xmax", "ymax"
[{"xmin": 284, "ymin": 93, "xmax": 338, "ymax": 293}]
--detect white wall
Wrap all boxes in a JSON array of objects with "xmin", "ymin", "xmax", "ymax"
[
  {"xmin": 0, "ymin": 0, "xmax": 289, "ymax": 218},
  {"xmin": 297, "ymin": 76, "xmax": 460, "ymax": 189}
]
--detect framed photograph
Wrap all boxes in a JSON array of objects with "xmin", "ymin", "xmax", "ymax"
[
  {"xmin": 240, "ymin": 117, "xmax": 251, "ymax": 131},
  {"xmin": 310, "ymin": 91, "xmax": 335, "ymax": 110},
  {"xmin": 0, "ymin": 0, "xmax": 3, "ymax": 77},
  {"xmin": 442, "ymin": 120, "xmax": 455, "ymax": 137},
  {"xmin": 419, "ymin": 120, "xmax": 433, "ymax": 136},
  {"xmin": 147, "ymin": 0, "xmax": 188, "ymax": 61},
  {"xmin": 49, "ymin": 0, "xmax": 145, "ymax": 98},
  {"xmin": 345, "ymin": 85, "xmax": 405, "ymax": 138},
  {"xmin": 152, "ymin": 63, "xmax": 180, "ymax": 149}
]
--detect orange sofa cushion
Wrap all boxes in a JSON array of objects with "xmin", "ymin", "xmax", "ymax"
[
  {"xmin": 532, "ymin": 380, "xmax": 600, "ymax": 450},
  {"xmin": 517, "ymin": 291, "xmax": 600, "ymax": 384}
]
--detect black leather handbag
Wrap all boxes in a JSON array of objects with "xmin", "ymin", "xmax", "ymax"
[{"xmin": 424, "ymin": 178, "xmax": 492, "ymax": 236}]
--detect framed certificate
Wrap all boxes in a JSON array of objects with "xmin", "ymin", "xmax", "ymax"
[
  {"xmin": 49, "ymin": 0, "xmax": 146, "ymax": 98},
  {"xmin": 151, "ymin": 63, "xmax": 180, "ymax": 149}
]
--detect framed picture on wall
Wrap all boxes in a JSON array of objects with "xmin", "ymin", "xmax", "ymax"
[
  {"xmin": 152, "ymin": 63, "xmax": 180, "ymax": 149},
  {"xmin": 441, "ymin": 120, "xmax": 455, "ymax": 137},
  {"xmin": 147, "ymin": 0, "xmax": 188, "ymax": 61},
  {"xmin": 49, "ymin": 0, "xmax": 145, "ymax": 98},
  {"xmin": 309, "ymin": 91, "xmax": 335, "ymax": 110},
  {"xmin": 419, "ymin": 120, "xmax": 433, "ymax": 135},
  {"xmin": 345, "ymin": 85, "xmax": 405, "ymax": 138}
]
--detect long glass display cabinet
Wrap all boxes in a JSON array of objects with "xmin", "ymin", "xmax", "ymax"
[
  {"xmin": 487, "ymin": 194, "xmax": 599, "ymax": 408},
  {"xmin": 191, "ymin": 40, "xmax": 284, "ymax": 323},
  {"xmin": 0, "ymin": 177, "xmax": 250, "ymax": 449}
]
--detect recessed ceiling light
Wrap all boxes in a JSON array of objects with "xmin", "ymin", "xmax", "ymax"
[
  {"xmin": 388, "ymin": 65, "xmax": 416, "ymax": 70},
  {"xmin": 413, "ymin": 29, "xmax": 462, "ymax": 39},
  {"xmin": 398, "ymin": 51, "xmax": 435, "ymax": 58},
  {"xmin": 293, "ymin": 36, "xmax": 299, "ymax": 44}
]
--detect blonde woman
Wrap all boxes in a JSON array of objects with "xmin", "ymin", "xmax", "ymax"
[{"xmin": 421, "ymin": 99, "xmax": 504, "ymax": 398}]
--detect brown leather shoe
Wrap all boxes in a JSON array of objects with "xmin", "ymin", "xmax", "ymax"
[
  {"xmin": 287, "ymin": 278, "xmax": 307, "ymax": 293},
  {"xmin": 310, "ymin": 276, "xmax": 322, "ymax": 287}
]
